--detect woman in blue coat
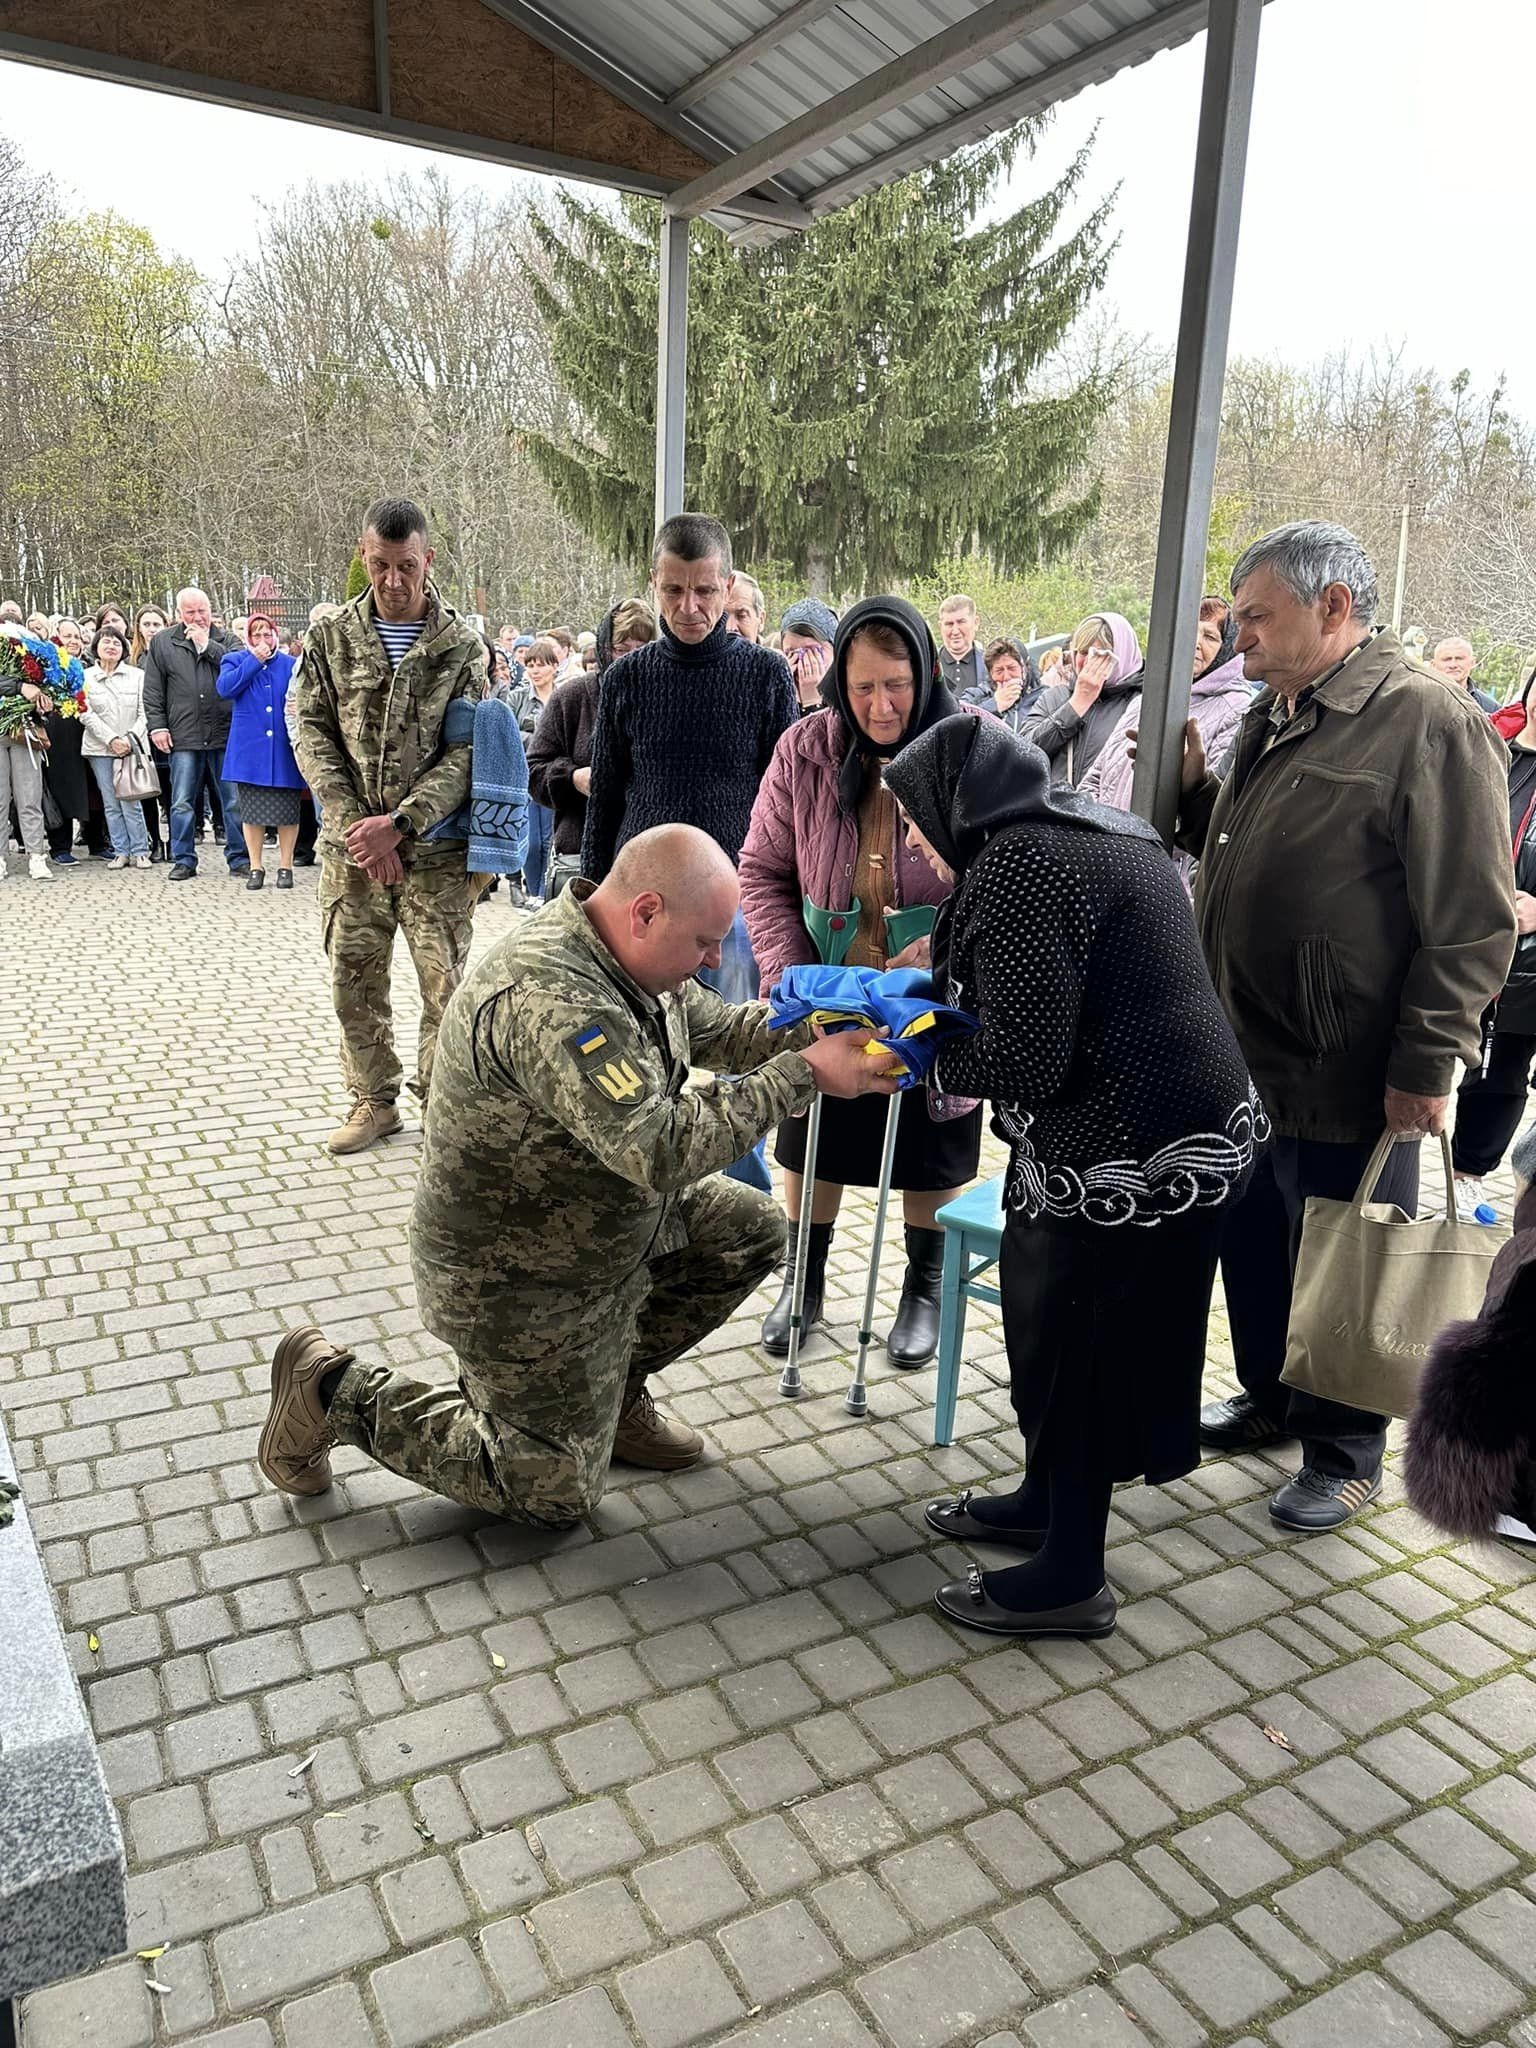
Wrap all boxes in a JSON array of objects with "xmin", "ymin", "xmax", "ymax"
[{"xmin": 218, "ymin": 614, "xmax": 304, "ymax": 890}]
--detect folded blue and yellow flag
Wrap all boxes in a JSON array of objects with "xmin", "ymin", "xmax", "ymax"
[{"xmin": 766, "ymin": 965, "xmax": 979, "ymax": 1089}]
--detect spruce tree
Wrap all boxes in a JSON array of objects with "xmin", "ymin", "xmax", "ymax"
[
  {"xmin": 523, "ymin": 127, "xmax": 1112, "ymax": 593},
  {"xmin": 345, "ymin": 548, "xmax": 369, "ymax": 601}
]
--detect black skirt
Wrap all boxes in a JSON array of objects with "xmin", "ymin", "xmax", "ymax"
[
  {"xmin": 236, "ymin": 781, "xmax": 302, "ymax": 827},
  {"xmin": 1000, "ymin": 1203, "xmax": 1225, "ymax": 1485},
  {"xmin": 773, "ymin": 1086, "xmax": 982, "ymax": 1192}
]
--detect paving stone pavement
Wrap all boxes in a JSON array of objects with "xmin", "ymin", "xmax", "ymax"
[{"xmin": 5, "ymin": 853, "xmax": 1536, "ymax": 2048}]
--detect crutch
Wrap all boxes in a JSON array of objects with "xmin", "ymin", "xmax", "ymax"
[
  {"xmin": 844, "ymin": 1088, "xmax": 902, "ymax": 1418},
  {"xmin": 777, "ymin": 1092, "xmax": 825, "ymax": 1399}
]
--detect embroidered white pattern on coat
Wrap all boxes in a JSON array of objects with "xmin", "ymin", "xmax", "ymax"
[{"xmin": 997, "ymin": 1090, "xmax": 1270, "ymax": 1227}]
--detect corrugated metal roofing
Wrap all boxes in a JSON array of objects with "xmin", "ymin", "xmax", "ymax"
[{"xmin": 539, "ymin": 0, "xmax": 1225, "ymax": 224}]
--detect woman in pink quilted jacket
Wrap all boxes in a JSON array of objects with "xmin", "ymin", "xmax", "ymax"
[
  {"xmin": 1077, "ymin": 596, "xmax": 1253, "ymax": 889},
  {"xmin": 739, "ymin": 596, "xmax": 984, "ymax": 1369}
]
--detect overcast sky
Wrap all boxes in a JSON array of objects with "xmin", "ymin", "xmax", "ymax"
[{"xmin": 0, "ymin": 0, "xmax": 1527, "ymax": 408}]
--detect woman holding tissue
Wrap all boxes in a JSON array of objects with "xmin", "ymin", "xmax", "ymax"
[
  {"xmin": 886, "ymin": 715, "xmax": 1265, "ymax": 1640},
  {"xmin": 739, "ymin": 596, "xmax": 984, "ymax": 1368}
]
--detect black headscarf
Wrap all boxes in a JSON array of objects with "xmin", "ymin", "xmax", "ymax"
[
  {"xmin": 883, "ymin": 713, "xmax": 1162, "ymax": 877},
  {"xmin": 829, "ymin": 594, "xmax": 958, "ymax": 813}
]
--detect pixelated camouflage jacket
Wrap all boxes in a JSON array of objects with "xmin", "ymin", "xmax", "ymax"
[
  {"xmin": 292, "ymin": 585, "xmax": 485, "ymax": 849},
  {"xmin": 410, "ymin": 881, "xmax": 816, "ymax": 1354}
]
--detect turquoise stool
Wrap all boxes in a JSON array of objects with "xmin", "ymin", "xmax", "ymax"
[{"xmin": 932, "ymin": 1171, "xmax": 1006, "ymax": 1446}]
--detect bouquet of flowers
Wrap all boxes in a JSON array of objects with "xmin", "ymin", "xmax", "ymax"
[{"xmin": 0, "ymin": 625, "xmax": 87, "ymax": 740}]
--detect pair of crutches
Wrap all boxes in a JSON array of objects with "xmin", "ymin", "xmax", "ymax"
[{"xmin": 777, "ymin": 1085, "xmax": 903, "ymax": 1418}]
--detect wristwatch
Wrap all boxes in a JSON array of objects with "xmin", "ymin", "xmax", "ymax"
[{"xmin": 389, "ymin": 809, "xmax": 416, "ymax": 838}]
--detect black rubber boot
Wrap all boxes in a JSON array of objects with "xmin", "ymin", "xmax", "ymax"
[
  {"xmin": 761, "ymin": 1222, "xmax": 833, "ymax": 1357},
  {"xmin": 888, "ymin": 1224, "xmax": 945, "ymax": 1368}
]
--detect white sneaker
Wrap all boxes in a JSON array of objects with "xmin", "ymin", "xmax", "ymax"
[
  {"xmin": 28, "ymin": 854, "xmax": 53, "ymax": 880},
  {"xmin": 1455, "ymin": 1175, "xmax": 1494, "ymax": 1222},
  {"xmin": 107, "ymin": 855, "xmax": 129, "ymax": 871},
  {"xmin": 131, "ymin": 855, "xmax": 152, "ymax": 869}
]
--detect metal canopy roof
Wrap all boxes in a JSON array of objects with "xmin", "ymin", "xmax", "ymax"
[{"xmin": 474, "ymin": 0, "xmax": 1225, "ymax": 231}]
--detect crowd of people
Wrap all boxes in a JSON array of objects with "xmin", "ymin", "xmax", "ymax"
[{"xmin": 8, "ymin": 498, "xmax": 1535, "ymax": 1640}]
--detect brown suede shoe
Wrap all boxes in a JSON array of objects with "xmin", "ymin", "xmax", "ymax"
[
  {"xmin": 327, "ymin": 1098, "xmax": 402, "ymax": 1155},
  {"xmin": 258, "ymin": 1326, "xmax": 352, "ymax": 1495},
  {"xmin": 612, "ymin": 1388, "xmax": 703, "ymax": 1470}
]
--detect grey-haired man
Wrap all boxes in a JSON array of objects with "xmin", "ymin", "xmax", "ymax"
[{"xmin": 1176, "ymin": 522, "xmax": 1515, "ymax": 1530}]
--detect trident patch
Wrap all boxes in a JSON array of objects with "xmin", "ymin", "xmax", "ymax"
[{"xmin": 567, "ymin": 1023, "xmax": 648, "ymax": 1104}]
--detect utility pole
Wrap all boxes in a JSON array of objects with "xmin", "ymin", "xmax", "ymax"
[{"xmin": 1391, "ymin": 494, "xmax": 1413, "ymax": 633}]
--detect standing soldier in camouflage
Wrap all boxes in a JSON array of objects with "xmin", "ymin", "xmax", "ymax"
[
  {"xmin": 293, "ymin": 496, "xmax": 485, "ymax": 1154},
  {"xmin": 258, "ymin": 826, "xmax": 899, "ymax": 1522}
]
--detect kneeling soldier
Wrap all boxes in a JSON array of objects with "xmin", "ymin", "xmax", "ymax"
[{"xmin": 258, "ymin": 824, "xmax": 897, "ymax": 1525}]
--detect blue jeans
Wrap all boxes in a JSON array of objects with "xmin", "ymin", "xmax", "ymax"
[
  {"xmin": 524, "ymin": 800, "xmax": 554, "ymax": 900},
  {"xmin": 699, "ymin": 908, "xmax": 773, "ymax": 1194},
  {"xmin": 89, "ymin": 755, "xmax": 150, "ymax": 856},
  {"xmin": 168, "ymin": 748, "xmax": 245, "ymax": 871}
]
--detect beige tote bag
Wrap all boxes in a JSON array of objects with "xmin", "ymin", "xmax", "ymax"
[{"xmin": 1280, "ymin": 1131, "xmax": 1503, "ymax": 1421}]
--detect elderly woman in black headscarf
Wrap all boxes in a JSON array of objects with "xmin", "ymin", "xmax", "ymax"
[
  {"xmin": 740, "ymin": 597, "xmax": 984, "ymax": 1366},
  {"xmin": 884, "ymin": 716, "xmax": 1266, "ymax": 1640}
]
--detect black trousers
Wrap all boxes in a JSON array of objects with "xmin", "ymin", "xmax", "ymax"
[
  {"xmin": 1452, "ymin": 1029, "xmax": 1536, "ymax": 1178},
  {"xmin": 1219, "ymin": 1134, "xmax": 1420, "ymax": 1480}
]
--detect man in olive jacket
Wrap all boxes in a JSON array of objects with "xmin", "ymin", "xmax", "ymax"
[
  {"xmin": 293, "ymin": 497, "xmax": 485, "ymax": 1155},
  {"xmin": 1177, "ymin": 521, "xmax": 1515, "ymax": 1531}
]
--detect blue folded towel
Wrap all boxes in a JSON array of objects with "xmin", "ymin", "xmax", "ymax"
[
  {"xmin": 766, "ymin": 964, "xmax": 979, "ymax": 1088},
  {"xmin": 424, "ymin": 697, "xmax": 530, "ymax": 876}
]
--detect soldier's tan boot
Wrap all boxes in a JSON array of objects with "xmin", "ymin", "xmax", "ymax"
[
  {"xmin": 327, "ymin": 1098, "xmax": 402, "ymax": 1155},
  {"xmin": 259, "ymin": 1326, "xmax": 352, "ymax": 1496},
  {"xmin": 612, "ymin": 1387, "xmax": 704, "ymax": 1471}
]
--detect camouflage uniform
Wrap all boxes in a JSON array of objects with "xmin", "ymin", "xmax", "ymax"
[
  {"xmin": 293, "ymin": 586, "xmax": 485, "ymax": 1103},
  {"xmin": 329, "ymin": 881, "xmax": 817, "ymax": 1526}
]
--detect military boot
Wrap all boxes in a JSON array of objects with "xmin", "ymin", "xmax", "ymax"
[
  {"xmin": 327, "ymin": 1098, "xmax": 402, "ymax": 1154},
  {"xmin": 760, "ymin": 1222, "xmax": 833, "ymax": 1357},
  {"xmin": 612, "ymin": 1388, "xmax": 703, "ymax": 1470},
  {"xmin": 259, "ymin": 1326, "xmax": 353, "ymax": 1496}
]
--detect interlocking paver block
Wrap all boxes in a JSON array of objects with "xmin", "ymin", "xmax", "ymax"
[
  {"xmin": 719, "ymin": 1899, "xmax": 841, "ymax": 2005},
  {"xmin": 1394, "ymin": 1808, "xmax": 1519, "ymax": 1891},
  {"xmin": 1053, "ymin": 1862, "xmax": 1178, "ymax": 1955},
  {"xmin": 20, "ymin": 1958, "xmax": 154, "ymax": 2048},
  {"xmin": 792, "ymin": 1783, "xmax": 905, "ymax": 1867},
  {"xmin": 857, "ymin": 1926, "xmax": 1029, "ymax": 2048},
  {"xmin": 635, "ymin": 1843, "xmax": 748, "ymax": 1936},
  {"xmin": 1272, "ymin": 1866, "xmax": 1401, "ymax": 1963},
  {"xmin": 1154, "ymin": 1924, "xmax": 1287, "ymax": 2028},
  {"xmin": 1297, "ymin": 1656, "xmax": 1434, "ymax": 1736},
  {"xmin": 715, "ymin": 1733, "xmax": 820, "ymax": 1812},
  {"xmin": 528, "ymin": 1875, "xmax": 652, "ymax": 1980},
  {"xmin": 1022, "ymin": 1986, "xmax": 1155, "ymax": 2048},
  {"xmin": 618, "ymin": 1940, "xmax": 746, "ymax": 2048},
  {"xmin": 876, "ymin": 1835, "xmax": 999, "ymax": 1932},
  {"xmin": 356, "ymin": 1694, "xmax": 503, "ymax": 1781},
  {"xmin": 458, "ymin": 1743, "xmax": 565, "ymax": 1828},
  {"xmin": 853, "ymin": 1674, "xmax": 990, "ymax": 1756},
  {"xmin": 1109, "ymin": 1652, "xmax": 1243, "ymax": 1732},
  {"xmin": 1171, "ymin": 1818, "xmax": 1294, "ymax": 1892},
  {"xmin": 370, "ymin": 1938, "xmax": 492, "ymax": 2048},
  {"xmin": 1268, "ymin": 1971, "xmax": 1451, "ymax": 2048},
  {"xmin": 719, "ymin": 1990, "xmax": 881, "ymax": 2048},
  {"xmin": 1383, "ymin": 1929, "xmax": 1523, "ymax": 2035},
  {"xmin": 377, "ymin": 1855, "xmax": 470, "ymax": 1944},
  {"xmin": 277, "ymin": 1982, "xmax": 376, "ymax": 2048},
  {"xmin": 456, "ymin": 1826, "xmax": 548, "ymax": 1911},
  {"xmin": 213, "ymin": 1883, "xmax": 389, "ymax": 2011},
  {"xmin": 992, "ymin": 1895, "xmax": 1096, "ymax": 1992},
  {"xmin": 125, "ymin": 1843, "xmax": 265, "ymax": 1947},
  {"xmin": 726, "ymin": 1814, "xmax": 823, "ymax": 1897},
  {"xmin": 1454, "ymin": 1885, "xmax": 1536, "ymax": 1986},
  {"xmin": 812, "ymin": 1870, "xmax": 914, "ymax": 1962}
]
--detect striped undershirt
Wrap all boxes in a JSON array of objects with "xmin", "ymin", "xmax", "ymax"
[{"xmin": 374, "ymin": 616, "xmax": 427, "ymax": 670}]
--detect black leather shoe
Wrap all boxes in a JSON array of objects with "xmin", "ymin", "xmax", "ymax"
[
  {"xmin": 1199, "ymin": 1393, "xmax": 1288, "ymax": 1453},
  {"xmin": 276, "ymin": 868, "xmax": 294, "ymax": 889},
  {"xmin": 924, "ymin": 1491, "xmax": 1046, "ymax": 1554},
  {"xmin": 935, "ymin": 1566, "xmax": 1117, "ymax": 1638},
  {"xmin": 888, "ymin": 1224, "xmax": 944, "ymax": 1368},
  {"xmin": 761, "ymin": 1221, "xmax": 832, "ymax": 1356},
  {"xmin": 1269, "ymin": 1465, "xmax": 1382, "ymax": 1531},
  {"xmin": 167, "ymin": 864, "xmax": 196, "ymax": 881},
  {"xmin": 245, "ymin": 868, "xmax": 265, "ymax": 890}
]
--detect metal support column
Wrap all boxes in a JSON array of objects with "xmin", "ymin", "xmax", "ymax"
[
  {"xmin": 1130, "ymin": 0, "xmax": 1263, "ymax": 843},
  {"xmin": 654, "ymin": 210, "xmax": 689, "ymax": 529}
]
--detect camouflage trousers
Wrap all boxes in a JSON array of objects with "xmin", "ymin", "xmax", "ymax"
[
  {"xmin": 330, "ymin": 1174, "xmax": 782, "ymax": 1527},
  {"xmin": 318, "ymin": 847, "xmax": 475, "ymax": 1104}
]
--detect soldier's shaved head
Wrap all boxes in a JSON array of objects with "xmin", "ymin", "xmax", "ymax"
[{"xmin": 588, "ymin": 827, "xmax": 740, "ymax": 996}]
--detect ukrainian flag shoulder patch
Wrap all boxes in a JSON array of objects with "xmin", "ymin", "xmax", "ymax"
[{"xmin": 567, "ymin": 1023, "xmax": 609, "ymax": 1058}]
